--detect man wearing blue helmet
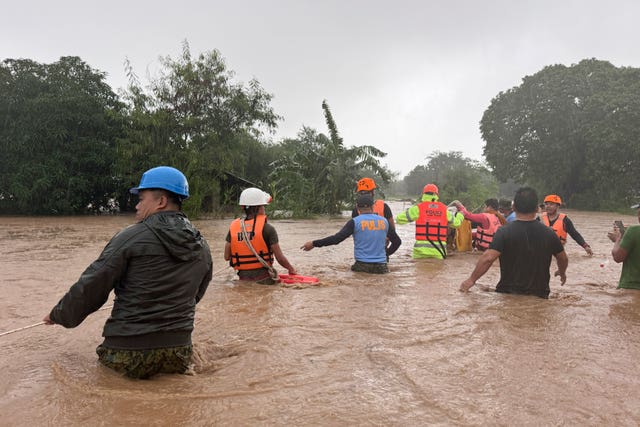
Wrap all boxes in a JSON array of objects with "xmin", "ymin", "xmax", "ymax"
[{"xmin": 43, "ymin": 166, "xmax": 213, "ymax": 379}]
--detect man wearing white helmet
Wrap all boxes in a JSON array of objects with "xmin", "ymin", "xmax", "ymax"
[
  {"xmin": 224, "ymin": 187, "xmax": 296, "ymax": 284},
  {"xmin": 43, "ymin": 166, "xmax": 213, "ymax": 379}
]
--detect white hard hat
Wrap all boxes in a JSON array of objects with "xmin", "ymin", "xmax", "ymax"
[{"xmin": 239, "ymin": 187, "xmax": 272, "ymax": 206}]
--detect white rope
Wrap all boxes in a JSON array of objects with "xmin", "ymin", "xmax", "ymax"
[
  {"xmin": 1, "ymin": 264, "xmax": 231, "ymax": 338},
  {"xmin": 212, "ymin": 265, "xmax": 229, "ymax": 276},
  {"xmin": 0, "ymin": 304, "xmax": 114, "ymax": 338},
  {"xmin": 0, "ymin": 321, "xmax": 47, "ymax": 337}
]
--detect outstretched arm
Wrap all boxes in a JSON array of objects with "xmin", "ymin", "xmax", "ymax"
[
  {"xmin": 564, "ymin": 217, "xmax": 592, "ymax": 255},
  {"xmin": 302, "ymin": 220, "xmax": 354, "ymax": 250},
  {"xmin": 460, "ymin": 249, "xmax": 500, "ymax": 292},
  {"xmin": 396, "ymin": 205, "xmax": 419, "ymax": 225}
]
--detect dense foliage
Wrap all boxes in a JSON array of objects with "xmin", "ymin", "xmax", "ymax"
[
  {"xmin": 3, "ymin": 51, "xmax": 639, "ymax": 215},
  {"xmin": 481, "ymin": 59, "xmax": 640, "ymax": 209},
  {"xmin": 268, "ymin": 101, "xmax": 391, "ymax": 216},
  {"xmin": 403, "ymin": 151, "xmax": 498, "ymax": 208},
  {"xmin": 116, "ymin": 42, "xmax": 280, "ymax": 216},
  {"xmin": 0, "ymin": 57, "xmax": 124, "ymax": 214}
]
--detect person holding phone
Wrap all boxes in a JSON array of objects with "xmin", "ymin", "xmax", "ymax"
[{"xmin": 608, "ymin": 203, "xmax": 640, "ymax": 290}]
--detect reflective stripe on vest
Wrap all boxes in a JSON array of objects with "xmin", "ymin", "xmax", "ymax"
[
  {"xmin": 229, "ymin": 215, "xmax": 274, "ymax": 270},
  {"xmin": 541, "ymin": 212, "xmax": 567, "ymax": 244},
  {"xmin": 475, "ymin": 213, "xmax": 502, "ymax": 250}
]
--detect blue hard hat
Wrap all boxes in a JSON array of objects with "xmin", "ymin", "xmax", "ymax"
[{"xmin": 130, "ymin": 166, "xmax": 189, "ymax": 199}]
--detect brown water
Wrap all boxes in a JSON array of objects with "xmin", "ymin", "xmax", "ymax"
[{"xmin": 1, "ymin": 205, "xmax": 639, "ymax": 426}]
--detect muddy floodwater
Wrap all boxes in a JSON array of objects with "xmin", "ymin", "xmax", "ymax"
[{"xmin": 1, "ymin": 204, "xmax": 639, "ymax": 426}]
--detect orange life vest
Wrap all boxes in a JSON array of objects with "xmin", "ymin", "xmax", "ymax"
[
  {"xmin": 541, "ymin": 212, "xmax": 567, "ymax": 244},
  {"xmin": 229, "ymin": 215, "xmax": 273, "ymax": 270},
  {"xmin": 357, "ymin": 199, "xmax": 385, "ymax": 217},
  {"xmin": 475, "ymin": 213, "xmax": 502, "ymax": 250},
  {"xmin": 415, "ymin": 201, "xmax": 449, "ymax": 242}
]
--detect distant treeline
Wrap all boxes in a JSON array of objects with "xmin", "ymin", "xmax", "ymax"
[{"xmin": 1, "ymin": 44, "xmax": 638, "ymax": 215}]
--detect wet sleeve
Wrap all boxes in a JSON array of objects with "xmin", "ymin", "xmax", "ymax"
[
  {"xmin": 383, "ymin": 204, "xmax": 393, "ymax": 220},
  {"xmin": 448, "ymin": 211, "xmax": 464, "ymax": 229},
  {"xmin": 386, "ymin": 226, "xmax": 401, "ymax": 256},
  {"xmin": 49, "ymin": 229, "xmax": 132, "ymax": 328},
  {"xmin": 619, "ymin": 225, "xmax": 639, "ymax": 253},
  {"xmin": 196, "ymin": 242, "xmax": 213, "ymax": 304},
  {"xmin": 488, "ymin": 227, "xmax": 505, "ymax": 253},
  {"xmin": 550, "ymin": 231, "xmax": 565, "ymax": 254},
  {"xmin": 313, "ymin": 220, "xmax": 355, "ymax": 247},
  {"xmin": 396, "ymin": 205, "xmax": 419, "ymax": 225},
  {"xmin": 563, "ymin": 216, "xmax": 588, "ymax": 247}
]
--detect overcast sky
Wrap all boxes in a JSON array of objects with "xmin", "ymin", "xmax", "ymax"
[{"xmin": 4, "ymin": 1, "xmax": 639, "ymax": 177}]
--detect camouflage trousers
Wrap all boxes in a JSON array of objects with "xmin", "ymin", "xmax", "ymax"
[
  {"xmin": 351, "ymin": 261, "xmax": 389, "ymax": 274},
  {"xmin": 96, "ymin": 344, "xmax": 193, "ymax": 379}
]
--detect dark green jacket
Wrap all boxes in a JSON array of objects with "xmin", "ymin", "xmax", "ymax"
[{"xmin": 49, "ymin": 211, "xmax": 212, "ymax": 349}]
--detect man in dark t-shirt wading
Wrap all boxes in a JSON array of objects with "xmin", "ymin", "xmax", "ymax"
[{"xmin": 459, "ymin": 187, "xmax": 568, "ymax": 299}]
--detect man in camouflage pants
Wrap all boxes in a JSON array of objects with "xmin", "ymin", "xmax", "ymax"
[
  {"xmin": 44, "ymin": 167, "xmax": 212, "ymax": 379},
  {"xmin": 96, "ymin": 346, "xmax": 193, "ymax": 379}
]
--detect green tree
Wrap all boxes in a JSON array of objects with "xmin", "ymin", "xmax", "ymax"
[
  {"xmin": 481, "ymin": 59, "xmax": 640, "ymax": 209},
  {"xmin": 0, "ymin": 57, "xmax": 124, "ymax": 214},
  {"xmin": 403, "ymin": 151, "xmax": 498, "ymax": 208},
  {"xmin": 117, "ymin": 41, "xmax": 280, "ymax": 215},
  {"xmin": 268, "ymin": 100, "xmax": 391, "ymax": 216}
]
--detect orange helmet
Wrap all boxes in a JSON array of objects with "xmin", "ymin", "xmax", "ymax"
[
  {"xmin": 544, "ymin": 194, "xmax": 562, "ymax": 205},
  {"xmin": 423, "ymin": 183, "xmax": 439, "ymax": 194},
  {"xmin": 357, "ymin": 177, "xmax": 376, "ymax": 192}
]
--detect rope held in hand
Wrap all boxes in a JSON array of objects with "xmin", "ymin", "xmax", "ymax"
[{"xmin": 0, "ymin": 265, "xmax": 231, "ymax": 338}]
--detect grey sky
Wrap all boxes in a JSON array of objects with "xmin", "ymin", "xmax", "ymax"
[{"xmin": 4, "ymin": 1, "xmax": 639, "ymax": 176}]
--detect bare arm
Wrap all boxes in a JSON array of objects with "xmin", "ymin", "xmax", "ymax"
[
  {"xmin": 460, "ymin": 249, "xmax": 500, "ymax": 292},
  {"xmin": 271, "ymin": 242, "xmax": 296, "ymax": 275},
  {"xmin": 553, "ymin": 250, "xmax": 568, "ymax": 285},
  {"xmin": 224, "ymin": 242, "xmax": 231, "ymax": 261},
  {"xmin": 609, "ymin": 229, "xmax": 628, "ymax": 263}
]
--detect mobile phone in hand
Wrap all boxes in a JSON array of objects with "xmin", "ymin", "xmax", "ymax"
[{"xmin": 614, "ymin": 220, "xmax": 626, "ymax": 236}]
